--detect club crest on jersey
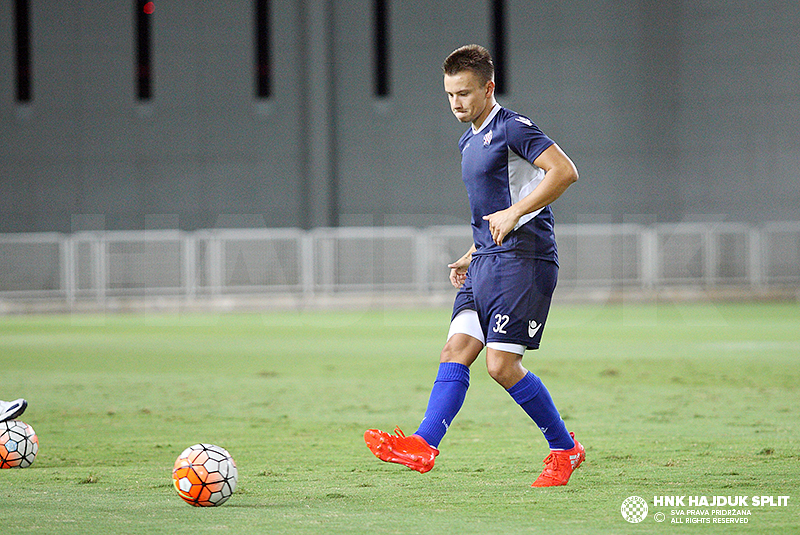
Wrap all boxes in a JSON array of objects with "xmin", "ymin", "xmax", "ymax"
[
  {"xmin": 515, "ymin": 116, "xmax": 533, "ymax": 127},
  {"xmin": 483, "ymin": 129, "xmax": 493, "ymax": 147}
]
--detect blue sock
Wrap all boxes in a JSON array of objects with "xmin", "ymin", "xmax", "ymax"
[
  {"xmin": 507, "ymin": 371, "xmax": 575, "ymax": 450},
  {"xmin": 414, "ymin": 362, "xmax": 470, "ymax": 448}
]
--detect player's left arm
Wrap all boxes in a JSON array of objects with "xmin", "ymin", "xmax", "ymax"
[{"xmin": 482, "ymin": 143, "xmax": 578, "ymax": 245}]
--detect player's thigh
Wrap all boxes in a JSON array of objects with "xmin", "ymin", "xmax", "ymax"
[
  {"xmin": 474, "ymin": 255, "xmax": 557, "ymax": 350},
  {"xmin": 442, "ymin": 309, "xmax": 485, "ymax": 366}
]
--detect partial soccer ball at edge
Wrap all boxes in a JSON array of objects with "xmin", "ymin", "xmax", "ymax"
[
  {"xmin": 0, "ymin": 420, "xmax": 39, "ymax": 469},
  {"xmin": 172, "ymin": 443, "xmax": 238, "ymax": 507}
]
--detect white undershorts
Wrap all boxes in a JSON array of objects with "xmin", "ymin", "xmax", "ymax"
[{"xmin": 447, "ymin": 309, "xmax": 526, "ymax": 356}]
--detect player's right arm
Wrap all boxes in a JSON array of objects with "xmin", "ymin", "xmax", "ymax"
[{"xmin": 448, "ymin": 244, "xmax": 476, "ymax": 288}]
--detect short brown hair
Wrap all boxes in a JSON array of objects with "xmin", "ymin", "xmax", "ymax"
[{"xmin": 442, "ymin": 44, "xmax": 494, "ymax": 86}]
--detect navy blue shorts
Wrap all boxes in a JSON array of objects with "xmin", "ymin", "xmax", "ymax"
[{"xmin": 451, "ymin": 254, "xmax": 558, "ymax": 350}]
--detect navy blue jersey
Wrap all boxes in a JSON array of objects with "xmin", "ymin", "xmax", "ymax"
[{"xmin": 459, "ymin": 105, "xmax": 557, "ymax": 262}]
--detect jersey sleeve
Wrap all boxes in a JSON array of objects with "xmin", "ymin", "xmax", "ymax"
[{"xmin": 505, "ymin": 114, "xmax": 554, "ymax": 165}]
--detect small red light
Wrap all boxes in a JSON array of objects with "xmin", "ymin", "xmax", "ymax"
[{"xmin": 143, "ymin": 2, "xmax": 155, "ymax": 15}]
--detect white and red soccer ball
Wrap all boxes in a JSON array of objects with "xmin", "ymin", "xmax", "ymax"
[
  {"xmin": 172, "ymin": 443, "xmax": 238, "ymax": 507},
  {"xmin": 0, "ymin": 420, "xmax": 38, "ymax": 469}
]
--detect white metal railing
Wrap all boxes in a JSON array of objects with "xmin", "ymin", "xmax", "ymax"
[{"xmin": 1, "ymin": 222, "xmax": 799, "ymax": 302}]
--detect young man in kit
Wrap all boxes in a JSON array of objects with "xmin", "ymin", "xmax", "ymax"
[{"xmin": 365, "ymin": 44, "xmax": 584, "ymax": 487}]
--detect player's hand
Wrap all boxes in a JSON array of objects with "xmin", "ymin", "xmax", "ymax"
[
  {"xmin": 482, "ymin": 208, "xmax": 520, "ymax": 245},
  {"xmin": 447, "ymin": 255, "xmax": 471, "ymax": 289}
]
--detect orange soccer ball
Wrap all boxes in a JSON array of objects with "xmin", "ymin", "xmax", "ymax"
[
  {"xmin": 172, "ymin": 443, "xmax": 238, "ymax": 507},
  {"xmin": 0, "ymin": 420, "xmax": 38, "ymax": 469}
]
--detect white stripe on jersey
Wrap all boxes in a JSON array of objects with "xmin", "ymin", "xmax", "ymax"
[{"xmin": 507, "ymin": 148, "xmax": 546, "ymax": 230}]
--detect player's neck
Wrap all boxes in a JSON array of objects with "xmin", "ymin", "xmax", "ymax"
[{"xmin": 471, "ymin": 100, "xmax": 499, "ymax": 131}]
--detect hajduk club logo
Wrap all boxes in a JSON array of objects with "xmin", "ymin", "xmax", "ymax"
[{"xmin": 621, "ymin": 495, "xmax": 648, "ymax": 523}]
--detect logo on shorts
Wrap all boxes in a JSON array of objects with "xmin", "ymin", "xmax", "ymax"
[
  {"xmin": 528, "ymin": 320, "xmax": 542, "ymax": 338},
  {"xmin": 621, "ymin": 496, "xmax": 648, "ymax": 523}
]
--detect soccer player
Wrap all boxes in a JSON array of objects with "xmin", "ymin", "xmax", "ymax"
[
  {"xmin": 0, "ymin": 398, "xmax": 27, "ymax": 422},
  {"xmin": 365, "ymin": 45, "xmax": 584, "ymax": 487}
]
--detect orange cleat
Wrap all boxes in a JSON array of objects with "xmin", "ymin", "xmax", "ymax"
[
  {"xmin": 364, "ymin": 427, "xmax": 439, "ymax": 473},
  {"xmin": 531, "ymin": 432, "xmax": 585, "ymax": 487}
]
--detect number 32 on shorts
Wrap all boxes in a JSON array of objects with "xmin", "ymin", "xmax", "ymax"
[{"xmin": 492, "ymin": 314, "xmax": 509, "ymax": 334}]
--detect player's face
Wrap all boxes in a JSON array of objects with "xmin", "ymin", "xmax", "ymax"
[{"xmin": 444, "ymin": 70, "xmax": 494, "ymax": 125}]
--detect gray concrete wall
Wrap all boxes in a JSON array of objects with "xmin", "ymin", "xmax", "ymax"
[{"xmin": 1, "ymin": 0, "xmax": 798, "ymax": 233}]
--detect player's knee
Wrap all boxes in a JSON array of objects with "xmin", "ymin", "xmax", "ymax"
[
  {"xmin": 485, "ymin": 359, "xmax": 509, "ymax": 384},
  {"xmin": 485, "ymin": 355, "xmax": 524, "ymax": 388},
  {"xmin": 440, "ymin": 335, "xmax": 482, "ymax": 366},
  {"xmin": 439, "ymin": 340, "xmax": 467, "ymax": 364},
  {"xmin": 439, "ymin": 342, "xmax": 457, "ymax": 363}
]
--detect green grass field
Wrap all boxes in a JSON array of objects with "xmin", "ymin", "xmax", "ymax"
[{"xmin": 1, "ymin": 301, "xmax": 799, "ymax": 534}]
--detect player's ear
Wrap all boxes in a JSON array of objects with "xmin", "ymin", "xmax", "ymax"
[{"xmin": 485, "ymin": 79, "xmax": 495, "ymax": 98}]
